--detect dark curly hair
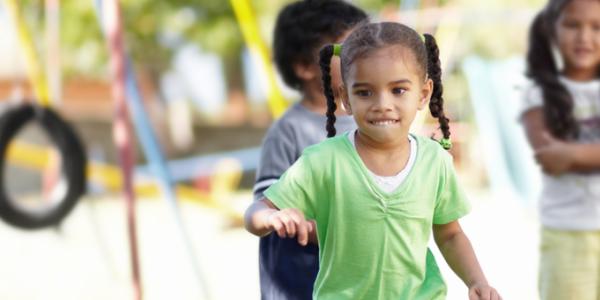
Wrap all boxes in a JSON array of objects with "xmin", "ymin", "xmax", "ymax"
[
  {"xmin": 319, "ymin": 22, "xmax": 450, "ymax": 143},
  {"xmin": 273, "ymin": 0, "xmax": 367, "ymax": 91},
  {"xmin": 526, "ymin": 0, "xmax": 600, "ymax": 140}
]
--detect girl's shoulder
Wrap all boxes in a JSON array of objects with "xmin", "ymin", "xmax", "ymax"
[
  {"xmin": 412, "ymin": 135, "xmax": 449, "ymax": 155},
  {"xmin": 408, "ymin": 135, "xmax": 457, "ymax": 183},
  {"xmin": 302, "ymin": 134, "xmax": 349, "ymax": 157},
  {"xmin": 411, "ymin": 134, "xmax": 454, "ymax": 165},
  {"xmin": 520, "ymin": 80, "xmax": 543, "ymax": 100},
  {"xmin": 518, "ymin": 80, "xmax": 544, "ymax": 113}
]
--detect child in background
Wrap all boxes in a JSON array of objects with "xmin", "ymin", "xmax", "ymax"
[
  {"xmin": 247, "ymin": 22, "xmax": 500, "ymax": 299},
  {"xmin": 253, "ymin": 1, "xmax": 367, "ymax": 299},
  {"xmin": 521, "ymin": 0, "xmax": 600, "ymax": 299}
]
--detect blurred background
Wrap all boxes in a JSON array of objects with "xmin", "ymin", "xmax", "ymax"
[{"xmin": 0, "ymin": 0, "xmax": 546, "ymax": 299}]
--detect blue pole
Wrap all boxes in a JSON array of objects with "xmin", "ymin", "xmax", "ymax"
[{"xmin": 94, "ymin": 1, "xmax": 211, "ymax": 298}]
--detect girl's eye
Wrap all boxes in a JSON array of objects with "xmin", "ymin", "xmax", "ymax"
[
  {"xmin": 563, "ymin": 21, "xmax": 579, "ymax": 29},
  {"xmin": 355, "ymin": 90, "xmax": 372, "ymax": 97},
  {"xmin": 392, "ymin": 87, "xmax": 406, "ymax": 95}
]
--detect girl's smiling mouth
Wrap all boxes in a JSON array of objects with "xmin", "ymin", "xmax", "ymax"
[{"xmin": 369, "ymin": 119, "xmax": 399, "ymax": 126}]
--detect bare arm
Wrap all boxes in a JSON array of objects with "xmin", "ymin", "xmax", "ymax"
[
  {"xmin": 244, "ymin": 198, "xmax": 315, "ymax": 246},
  {"xmin": 521, "ymin": 108, "xmax": 552, "ymax": 149},
  {"xmin": 566, "ymin": 143, "xmax": 600, "ymax": 171},
  {"xmin": 433, "ymin": 221, "xmax": 487, "ymax": 287},
  {"xmin": 244, "ymin": 198, "xmax": 280, "ymax": 237},
  {"xmin": 522, "ymin": 108, "xmax": 600, "ymax": 174},
  {"xmin": 433, "ymin": 221, "xmax": 501, "ymax": 299}
]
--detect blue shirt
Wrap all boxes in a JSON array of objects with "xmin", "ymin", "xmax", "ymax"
[{"xmin": 254, "ymin": 103, "xmax": 356, "ymax": 299}]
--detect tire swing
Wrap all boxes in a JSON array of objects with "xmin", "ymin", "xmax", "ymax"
[{"xmin": 0, "ymin": 102, "xmax": 87, "ymax": 229}]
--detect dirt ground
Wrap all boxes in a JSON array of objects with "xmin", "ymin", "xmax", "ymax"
[{"xmin": 0, "ymin": 187, "xmax": 539, "ymax": 300}]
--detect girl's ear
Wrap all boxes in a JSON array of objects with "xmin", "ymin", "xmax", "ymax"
[
  {"xmin": 293, "ymin": 62, "xmax": 319, "ymax": 81},
  {"xmin": 418, "ymin": 78, "xmax": 433, "ymax": 111},
  {"xmin": 338, "ymin": 85, "xmax": 352, "ymax": 115}
]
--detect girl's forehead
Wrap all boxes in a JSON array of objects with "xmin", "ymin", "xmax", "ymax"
[
  {"xmin": 361, "ymin": 45, "xmax": 416, "ymax": 60},
  {"xmin": 347, "ymin": 45, "xmax": 423, "ymax": 78},
  {"xmin": 554, "ymin": 0, "xmax": 600, "ymax": 32},
  {"xmin": 560, "ymin": 0, "xmax": 600, "ymax": 15}
]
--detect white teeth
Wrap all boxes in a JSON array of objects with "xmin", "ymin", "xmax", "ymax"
[{"xmin": 370, "ymin": 120, "xmax": 397, "ymax": 126}]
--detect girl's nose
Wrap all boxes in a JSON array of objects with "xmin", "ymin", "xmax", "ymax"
[
  {"xmin": 577, "ymin": 26, "xmax": 594, "ymax": 43},
  {"xmin": 373, "ymin": 93, "xmax": 394, "ymax": 111}
]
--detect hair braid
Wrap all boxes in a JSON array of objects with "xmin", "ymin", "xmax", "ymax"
[
  {"xmin": 319, "ymin": 44, "xmax": 337, "ymax": 138},
  {"xmin": 424, "ymin": 34, "xmax": 450, "ymax": 140}
]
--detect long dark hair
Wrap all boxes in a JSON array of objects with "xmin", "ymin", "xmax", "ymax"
[
  {"xmin": 525, "ymin": 0, "xmax": 600, "ymax": 139},
  {"xmin": 319, "ymin": 22, "xmax": 450, "ymax": 144}
]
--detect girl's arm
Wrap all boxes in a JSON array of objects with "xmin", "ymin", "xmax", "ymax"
[
  {"xmin": 433, "ymin": 221, "xmax": 501, "ymax": 300},
  {"xmin": 571, "ymin": 144, "xmax": 600, "ymax": 170},
  {"xmin": 521, "ymin": 108, "xmax": 553, "ymax": 149},
  {"xmin": 244, "ymin": 198, "xmax": 280, "ymax": 237},
  {"xmin": 536, "ymin": 134, "xmax": 600, "ymax": 173},
  {"xmin": 522, "ymin": 108, "xmax": 600, "ymax": 175},
  {"xmin": 244, "ymin": 198, "xmax": 315, "ymax": 246}
]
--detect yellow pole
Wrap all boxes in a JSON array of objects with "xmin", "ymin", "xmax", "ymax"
[
  {"xmin": 45, "ymin": 0, "xmax": 62, "ymax": 106},
  {"xmin": 6, "ymin": 141, "xmax": 243, "ymax": 222},
  {"xmin": 230, "ymin": 0, "xmax": 288, "ymax": 118},
  {"xmin": 3, "ymin": 0, "xmax": 52, "ymax": 106}
]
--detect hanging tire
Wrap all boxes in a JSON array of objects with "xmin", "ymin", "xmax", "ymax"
[{"xmin": 0, "ymin": 102, "xmax": 87, "ymax": 230}]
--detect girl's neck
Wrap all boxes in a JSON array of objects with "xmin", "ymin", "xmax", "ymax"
[
  {"xmin": 562, "ymin": 67, "xmax": 599, "ymax": 82},
  {"xmin": 354, "ymin": 130, "xmax": 411, "ymax": 176}
]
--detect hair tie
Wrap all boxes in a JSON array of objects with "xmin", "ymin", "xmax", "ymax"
[
  {"xmin": 333, "ymin": 44, "xmax": 342, "ymax": 56},
  {"xmin": 439, "ymin": 138, "xmax": 452, "ymax": 150}
]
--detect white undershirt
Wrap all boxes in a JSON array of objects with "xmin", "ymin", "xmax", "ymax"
[{"xmin": 348, "ymin": 130, "xmax": 417, "ymax": 193}]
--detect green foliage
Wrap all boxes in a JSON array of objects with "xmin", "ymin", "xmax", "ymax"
[{"xmin": 14, "ymin": 0, "xmax": 243, "ymax": 79}]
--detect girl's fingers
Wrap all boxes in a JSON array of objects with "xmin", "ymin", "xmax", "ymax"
[
  {"xmin": 468, "ymin": 286, "xmax": 500, "ymax": 300},
  {"xmin": 296, "ymin": 221, "xmax": 309, "ymax": 246},
  {"xmin": 468, "ymin": 288, "xmax": 478, "ymax": 300},
  {"xmin": 287, "ymin": 209, "xmax": 308, "ymax": 238},
  {"xmin": 480, "ymin": 288, "xmax": 491, "ymax": 300},
  {"xmin": 270, "ymin": 209, "xmax": 312, "ymax": 242},
  {"xmin": 307, "ymin": 220, "xmax": 316, "ymax": 233},
  {"xmin": 270, "ymin": 218, "xmax": 286, "ymax": 238},
  {"xmin": 280, "ymin": 214, "xmax": 296, "ymax": 238},
  {"xmin": 287, "ymin": 211, "xmax": 311, "ymax": 246}
]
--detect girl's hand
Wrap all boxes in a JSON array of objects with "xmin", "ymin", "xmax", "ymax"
[
  {"xmin": 468, "ymin": 283, "xmax": 502, "ymax": 300},
  {"xmin": 264, "ymin": 208, "xmax": 314, "ymax": 246},
  {"xmin": 535, "ymin": 133, "xmax": 574, "ymax": 176}
]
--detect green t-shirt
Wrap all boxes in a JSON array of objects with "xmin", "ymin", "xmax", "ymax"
[{"xmin": 264, "ymin": 133, "xmax": 471, "ymax": 299}]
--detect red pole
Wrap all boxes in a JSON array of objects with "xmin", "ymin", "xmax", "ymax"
[{"xmin": 102, "ymin": 0, "xmax": 142, "ymax": 299}]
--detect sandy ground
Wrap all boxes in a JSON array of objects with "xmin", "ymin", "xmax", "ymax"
[{"xmin": 0, "ymin": 188, "xmax": 539, "ymax": 300}]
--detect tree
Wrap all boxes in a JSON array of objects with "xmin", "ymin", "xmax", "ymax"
[{"xmin": 16, "ymin": 0, "xmax": 244, "ymax": 96}]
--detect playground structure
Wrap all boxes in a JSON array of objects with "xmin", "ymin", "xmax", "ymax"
[
  {"xmin": 0, "ymin": 0, "xmax": 545, "ymax": 299},
  {"xmin": 0, "ymin": 0, "xmax": 272, "ymax": 298}
]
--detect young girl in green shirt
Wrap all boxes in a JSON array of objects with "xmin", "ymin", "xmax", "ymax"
[{"xmin": 245, "ymin": 22, "xmax": 501, "ymax": 300}]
